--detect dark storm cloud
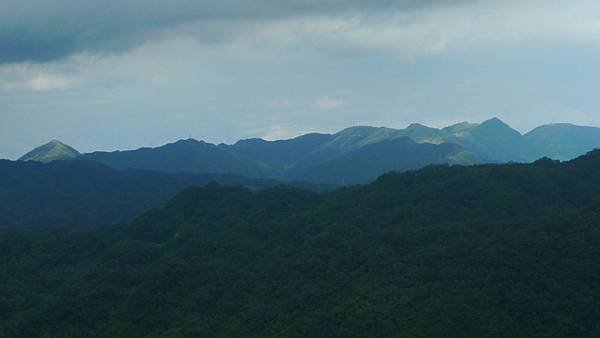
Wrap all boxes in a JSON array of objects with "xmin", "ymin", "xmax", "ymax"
[{"xmin": 0, "ymin": 0, "xmax": 475, "ymax": 63}]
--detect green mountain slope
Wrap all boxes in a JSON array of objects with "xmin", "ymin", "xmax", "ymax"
[
  {"xmin": 442, "ymin": 121, "xmax": 479, "ymax": 137},
  {"xmin": 3, "ymin": 151, "xmax": 600, "ymax": 336},
  {"xmin": 401, "ymin": 123, "xmax": 459, "ymax": 144},
  {"xmin": 295, "ymin": 137, "xmax": 479, "ymax": 184},
  {"xmin": 280, "ymin": 126, "xmax": 465, "ymax": 177},
  {"xmin": 525, "ymin": 123, "xmax": 600, "ymax": 160},
  {"xmin": 219, "ymin": 133, "xmax": 334, "ymax": 178},
  {"xmin": 18, "ymin": 140, "xmax": 80, "ymax": 163},
  {"xmin": 444, "ymin": 117, "xmax": 535, "ymax": 162}
]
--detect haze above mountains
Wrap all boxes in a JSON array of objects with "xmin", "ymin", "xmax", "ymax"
[{"xmin": 19, "ymin": 118, "xmax": 600, "ymax": 185}]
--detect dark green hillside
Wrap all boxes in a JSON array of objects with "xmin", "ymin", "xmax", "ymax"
[
  {"xmin": 2, "ymin": 152, "xmax": 600, "ymax": 336},
  {"xmin": 0, "ymin": 160, "xmax": 332, "ymax": 229}
]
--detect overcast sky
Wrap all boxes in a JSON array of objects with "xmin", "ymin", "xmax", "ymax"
[{"xmin": 1, "ymin": 0, "xmax": 600, "ymax": 159}]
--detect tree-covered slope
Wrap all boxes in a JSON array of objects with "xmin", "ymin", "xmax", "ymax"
[
  {"xmin": 0, "ymin": 159, "xmax": 332, "ymax": 229},
  {"xmin": 3, "ymin": 151, "xmax": 600, "ymax": 336}
]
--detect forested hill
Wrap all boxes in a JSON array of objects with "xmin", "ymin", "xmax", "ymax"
[
  {"xmin": 0, "ymin": 159, "xmax": 332, "ymax": 229},
  {"xmin": 2, "ymin": 151, "xmax": 600, "ymax": 336}
]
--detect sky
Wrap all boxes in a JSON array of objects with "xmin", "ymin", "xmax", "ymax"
[{"xmin": 1, "ymin": 0, "xmax": 600, "ymax": 159}]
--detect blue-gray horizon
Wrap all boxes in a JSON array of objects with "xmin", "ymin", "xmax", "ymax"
[{"xmin": 1, "ymin": 0, "xmax": 600, "ymax": 159}]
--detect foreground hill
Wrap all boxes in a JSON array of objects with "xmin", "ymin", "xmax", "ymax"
[
  {"xmin": 0, "ymin": 160, "xmax": 331, "ymax": 229},
  {"xmin": 2, "ymin": 151, "xmax": 600, "ymax": 336}
]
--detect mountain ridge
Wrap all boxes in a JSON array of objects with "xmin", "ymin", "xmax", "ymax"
[
  {"xmin": 79, "ymin": 127, "xmax": 482, "ymax": 183},
  {"xmin": 21, "ymin": 118, "xmax": 600, "ymax": 184}
]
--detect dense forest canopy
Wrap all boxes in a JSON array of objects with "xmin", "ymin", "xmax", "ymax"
[
  {"xmin": 0, "ymin": 159, "xmax": 333, "ymax": 229},
  {"xmin": 2, "ymin": 151, "xmax": 600, "ymax": 336}
]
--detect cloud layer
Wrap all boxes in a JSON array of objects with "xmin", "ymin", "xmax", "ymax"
[
  {"xmin": 0, "ymin": 0, "xmax": 475, "ymax": 63},
  {"xmin": 3, "ymin": 0, "xmax": 599, "ymax": 67}
]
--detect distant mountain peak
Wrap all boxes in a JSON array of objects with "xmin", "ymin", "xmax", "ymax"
[
  {"xmin": 167, "ymin": 138, "xmax": 216, "ymax": 149},
  {"xmin": 443, "ymin": 121, "xmax": 479, "ymax": 137},
  {"xmin": 448, "ymin": 121, "xmax": 478, "ymax": 129},
  {"xmin": 481, "ymin": 117, "xmax": 508, "ymax": 126},
  {"xmin": 233, "ymin": 138, "xmax": 270, "ymax": 146},
  {"xmin": 406, "ymin": 123, "xmax": 431, "ymax": 130},
  {"xmin": 478, "ymin": 117, "xmax": 522, "ymax": 136},
  {"xmin": 19, "ymin": 140, "xmax": 80, "ymax": 163},
  {"xmin": 527, "ymin": 123, "xmax": 582, "ymax": 134},
  {"xmin": 336, "ymin": 125, "xmax": 380, "ymax": 134},
  {"xmin": 174, "ymin": 138, "xmax": 201, "ymax": 144}
]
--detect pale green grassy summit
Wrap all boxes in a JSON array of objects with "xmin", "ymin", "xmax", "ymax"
[{"xmin": 18, "ymin": 140, "xmax": 81, "ymax": 163}]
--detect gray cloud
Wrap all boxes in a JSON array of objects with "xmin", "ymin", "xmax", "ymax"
[{"xmin": 0, "ymin": 0, "xmax": 474, "ymax": 63}]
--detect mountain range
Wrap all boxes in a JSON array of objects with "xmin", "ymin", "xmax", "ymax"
[{"xmin": 19, "ymin": 118, "xmax": 600, "ymax": 184}]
